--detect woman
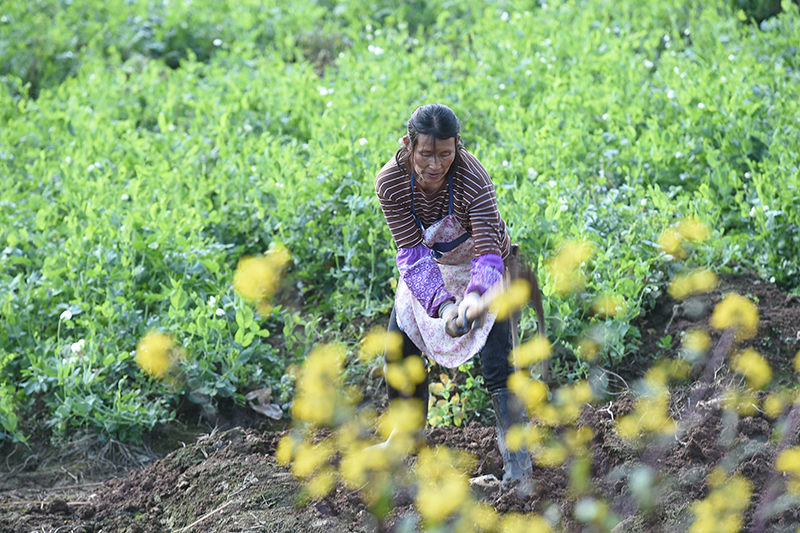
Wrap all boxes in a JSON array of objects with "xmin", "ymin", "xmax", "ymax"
[{"xmin": 375, "ymin": 103, "xmax": 532, "ymax": 490}]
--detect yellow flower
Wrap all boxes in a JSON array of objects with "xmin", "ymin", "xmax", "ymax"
[
  {"xmin": 658, "ymin": 228, "xmax": 685, "ymax": 258},
  {"xmin": 578, "ymin": 338, "xmax": 599, "ymax": 361},
  {"xmin": 291, "ymin": 439, "xmax": 334, "ymax": 479},
  {"xmin": 511, "ymin": 335, "xmax": 552, "ymax": 368},
  {"xmin": 385, "ymin": 355, "xmax": 427, "ymax": 396},
  {"xmin": 683, "ymin": 329, "xmax": 712, "ymax": 354},
  {"xmin": 591, "ymin": 293, "xmax": 627, "ymax": 318},
  {"xmin": 507, "ymin": 372, "xmax": 548, "ymax": 413},
  {"xmin": 377, "ymin": 398, "xmax": 425, "ymax": 440},
  {"xmin": 677, "ymin": 217, "xmax": 711, "ymax": 242},
  {"xmin": 545, "ymin": 240, "xmax": 594, "ymax": 295},
  {"xmin": 275, "ymin": 433, "xmax": 298, "ymax": 466},
  {"xmin": 135, "ymin": 331, "xmax": 174, "ymax": 379},
  {"xmin": 669, "ymin": 269, "xmax": 719, "ymax": 300},
  {"xmin": 731, "ymin": 348, "xmax": 772, "ymax": 390},
  {"xmin": 762, "ymin": 393, "xmax": 787, "ymax": 419},
  {"xmin": 359, "ymin": 327, "xmax": 403, "ymax": 363},
  {"xmin": 232, "ymin": 246, "xmax": 291, "ymax": 302},
  {"xmin": 291, "ymin": 344, "xmax": 348, "ymax": 426},
  {"xmin": 307, "ymin": 467, "xmax": 336, "ymax": 498},
  {"xmin": 709, "ymin": 293, "xmax": 759, "ymax": 341},
  {"xmin": 415, "ymin": 446, "xmax": 471, "ymax": 524},
  {"xmin": 500, "ymin": 512, "xmax": 552, "ymax": 533},
  {"xmin": 614, "ymin": 414, "xmax": 640, "ymax": 440},
  {"xmin": 536, "ymin": 443, "xmax": 569, "ymax": 467},
  {"xmin": 470, "ymin": 502, "xmax": 499, "ymax": 532},
  {"xmin": 491, "ymin": 277, "xmax": 531, "ymax": 321},
  {"xmin": 775, "ymin": 447, "xmax": 800, "ymax": 477}
]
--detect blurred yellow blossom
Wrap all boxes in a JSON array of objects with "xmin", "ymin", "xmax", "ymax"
[
  {"xmin": 276, "ymin": 433, "xmax": 299, "ymax": 466},
  {"xmin": 135, "ymin": 331, "xmax": 174, "ymax": 380},
  {"xmin": 710, "ymin": 293, "xmax": 759, "ymax": 341},
  {"xmin": 669, "ymin": 269, "xmax": 719, "ymax": 300},
  {"xmin": 658, "ymin": 228, "xmax": 686, "ymax": 259},
  {"xmin": 690, "ymin": 474, "xmax": 752, "ymax": 533},
  {"xmin": 763, "ymin": 393, "xmax": 788, "ymax": 419},
  {"xmin": 470, "ymin": 502, "xmax": 499, "ymax": 532},
  {"xmin": 377, "ymin": 398, "xmax": 425, "ymax": 440},
  {"xmin": 545, "ymin": 240, "xmax": 595, "ymax": 295},
  {"xmin": 307, "ymin": 467, "xmax": 336, "ymax": 498},
  {"xmin": 491, "ymin": 277, "xmax": 531, "ymax": 321},
  {"xmin": 731, "ymin": 348, "xmax": 772, "ymax": 389},
  {"xmin": 578, "ymin": 337, "xmax": 599, "ymax": 361},
  {"xmin": 677, "ymin": 217, "xmax": 711, "ymax": 241},
  {"xmin": 500, "ymin": 512, "xmax": 552, "ymax": 533},
  {"xmin": 384, "ymin": 355, "xmax": 427, "ymax": 396},
  {"xmin": 291, "ymin": 439, "xmax": 334, "ymax": 479},
  {"xmin": 592, "ymin": 293, "xmax": 627, "ymax": 318},
  {"xmin": 722, "ymin": 389, "xmax": 759, "ymax": 416},
  {"xmin": 683, "ymin": 329, "xmax": 712, "ymax": 354},
  {"xmin": 512, "ymin": 335, "xmax": 552, "ymax": 368},
  {"xmin": 415, "ymin": 446, "xmax": 473, "ymax": 524},
  {"xmin": 233, "ymin": 246, "xmax": 291, "ymax": 303},
  {"xmin": 508, "ymin": 372, "xmax": 549, "ymax": 413},
  {"xmin": 291, "ymin": 344, "xmax": 348, "ymax": 426},
  {"xmin": 775, "ymin": 447, "xmax": 800, "ymax": 477},
  {"xmin": 360, "ymin": 327, "xmax": 402, "ymax": 363}
]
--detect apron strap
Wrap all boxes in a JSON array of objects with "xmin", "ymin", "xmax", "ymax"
[{"xmin": 410, "ymin": 172, "xmax": 456, "ymax": 229}]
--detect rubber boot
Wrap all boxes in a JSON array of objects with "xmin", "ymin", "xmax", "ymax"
[
  {"xmin": 492, "ymin": 387, "xmax": 534, "ymax": 493},
  {"xmin": 368, "ymin": 362, "xmax": 429, "ymax": 454}
]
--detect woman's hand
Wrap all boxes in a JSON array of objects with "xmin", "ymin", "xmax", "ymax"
[
  {"xmin": 439, "ymin": 301, "xmax": 463, "ymax": 338},
  {"xmin": 457, "ymin": 292, "xmax": 485, "ymax": 331}
]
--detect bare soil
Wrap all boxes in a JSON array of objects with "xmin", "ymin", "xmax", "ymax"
[{"xmin": 3, "ymin": 274, "xmax": 800, "ymax": 532}]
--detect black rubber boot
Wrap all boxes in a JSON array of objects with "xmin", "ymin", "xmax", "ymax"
[{"xmin": 492, "ymin": 387, "xmax": 533, "ymax": 493}]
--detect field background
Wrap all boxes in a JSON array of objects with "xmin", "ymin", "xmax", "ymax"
[{"xmin": 1, "ymin": 0, "xmax": 799, "ymax": 448}]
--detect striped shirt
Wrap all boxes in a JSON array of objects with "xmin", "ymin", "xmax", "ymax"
[{"xmin": 375, "ymin": 148, "xmax": 510, "ymax": 259}]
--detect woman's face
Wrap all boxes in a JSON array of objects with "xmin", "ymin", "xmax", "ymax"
[{"xmin": 406, "ymin": 134, "xmax": 458, "ymax": 192}]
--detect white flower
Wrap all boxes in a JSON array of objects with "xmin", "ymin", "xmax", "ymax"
[
  {"xmin": 602, "ymin": 113, "xmax": 610, "ymax": 120},
  {"xmin": 728, "ymin": 54, "xmax": 735, "ymax": 61},
  {"xmin": 65, "ymin": 156, "xmax": 71, "ymax": 164},
  {"xmin": 640, "ymin": 198, "xmax": 647, "ymax": 207},
  {"xmin": 675, "ymin": 152, "xmax": 683, "ymax": 158},
  {"xmin": 71, "ymin": 339, "xmax": 85, "ymax": 354},
  {"xmin": 368, "ymin": 45, "xmax": 385, "ymax": 55},
  {"xmin": 643, "ymin": 59, "xmax": 654, "ymax": 68},
  {"xmin": 502, "ymin": 160, "xmax": 509, "ymax": 167},
  {"xmin": 697, "ymin": 103, "xmax": 705, "ymax": 109},
  {"xmin": 148, "ymin": 242, "xmax": 159, "ymax": 250},
  {"xmin": 667, "ymin": 89, "xmax": 676, "ymax": 99},
  {"xmin": 548, "ymin": 180, "xmax": 557, "ymax": 188},
  {"xmin": 498, "ymin": 105, "xmax": 505, "ymax": 112},
  {"xmin": 121, "ymin": 194, "xmax": 131, "ymax": 201},
  {"xmin": 60, "ymin": 310, "xmax": 73, "ymax": 321},
  {"xmin": 208, "ymin": 296, "xmax": 216, "ymax": 307},
  {"xmin": 528, "ymin": 168, "xmax": 538, "ymax": 179},
  {"xmin": 216, "ymin": 308, "xmax": 226, "ymax": 317},
  {"xmin": 213, "ymin": 39, "xmax": 222, "ymax": 47},
  {"xmin": 673, "ymin": 66, "xmax": 680, "ymax": 74},
  {"xmin": 721, "ymin": 76, "xmax": 727, "ymax": 83},
  {"xmin": 358, "ymin": 138, "xmax": 368, "ymax": 146},
  {"xmin": 501, "ymin": 11, "xmax": 509, "ymax": 21}
]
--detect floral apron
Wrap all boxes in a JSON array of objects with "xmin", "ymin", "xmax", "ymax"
[{"xmin": 394, "ymin": 173, "xmax": 498, "ymax": 368}]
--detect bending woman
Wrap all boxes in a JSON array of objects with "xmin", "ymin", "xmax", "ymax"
[{"xmin": 375, "ymin": 103, "xmax": 532, "ymax": 489}]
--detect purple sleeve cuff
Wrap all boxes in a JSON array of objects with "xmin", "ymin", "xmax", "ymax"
[
  {"xmin": 465, "ymin": 253, "xmax": 504, "ymax": 296},
  {"xmin": 398, "ymin": 246, "xmax": 456, "ymax": 317}
]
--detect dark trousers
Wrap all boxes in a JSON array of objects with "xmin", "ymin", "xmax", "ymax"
[{"xmin": 385, "ymin": 307, "xmax": 514, "ymax": 400}]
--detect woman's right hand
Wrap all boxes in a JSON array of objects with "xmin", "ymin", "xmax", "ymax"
[{"xmin": 439, "ymin": 301, "xmax": 463, "ymax": 337}]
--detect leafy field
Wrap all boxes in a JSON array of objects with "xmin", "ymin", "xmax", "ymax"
[{"xmin": 1, "ymin": 0, "xmax": 799, "ymax": 453}]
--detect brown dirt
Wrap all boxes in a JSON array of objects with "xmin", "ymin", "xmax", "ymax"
[{"xmin": 2, "ymin": 273, "xmax": 800, "ymax": 532}]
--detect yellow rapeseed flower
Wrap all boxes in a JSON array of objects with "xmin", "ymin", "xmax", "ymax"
[
  {"xmin": 511, "ymin": 335, "xmax": 552, "ymax": 368},
  {"xmin": 291, "ymin": 344, "xmax": 347, "ymax": 426},
  {"xmin": 232, "ymin": 246, "xmax": 291, "ymax": 302},
  {"xmin": 360, "ymin": 326, "xmax": 403, "ymax": 363},
  {"xmin": 545, "ymin": 240, "xmax": 595, "ymax": 295},
  {"xmin": 614, "ymin": 414, "xmax": 640, "ymax": 440},
  {"xmin": 307, "ymin": 467, "xmax": 336, "ymax": 498},
  {"xmin": 508, "ymin": 372, "xmax": 549, "ymax": 413},
  {"xmin": 377, "ymin": 398, "xmax": 425, "ymax": 440},
  {"xmin": 536, "ymin": 443, "xmax": 569, "ymax": 467},
  {"xmin": 677, "ymin": 217, "xmax": 711, "ymax": 242},
  {"xmin": 669, "ymin": 269, "xmax": 719, "ymax": 300},
  {"xmin": 709, "ymin": 293, "xmax": 759, "ymax": 341},
  {"xmin": 385, "ymin": 355, "xmax": 427, "ymax": 396},
  {"xmin": 500, "ymin": 512, "xmax": 552, "ymax": 533},
  {"xmin": 415, "ymin": 446, "xmax": 472, "ymax": 524},
  {"xmin": 275, "ymin": 433, "xmax": 298, "ymax": 466},
  {"xmin": 291, "ymin": 439, "xmax": 334, "ymax": 479},
  {"xmin": 135, "ymin": 331, "xmax": 174, "ymax": 380},
  {"xmin": 689, "ymin": 474, "xmax": 752, "ymax": 533},
  {"xmin": 683, "ymin": 329, "xmax": 712, "ymax": 354},
  {"xmin": 491, "ymin": 277, "xmax": 531, "ymax": 321},
  {"xmin": 591, "ymin": 293, "xmax": 627, "ymax": 318},
  {"xmin": 731, "ymin": 348, "xmax": 772, "ymax": 389},
  {"xmin": 578, "ymin": 337, "xmax": 599, "ymax": 361},
  {"xmin": 775, "ymin": 447, "xmax": 800, "ymax": 477},
  {"xmin": 658, "ymin": 228, "xmax": 685, "ymax": 259},
  {"xmin": 763, "ymin": 393, "xmax": 788, "ymax": 419},
  {"xmin": 470, "ymin": 502, "xmax": 499, "ymax": 532}
]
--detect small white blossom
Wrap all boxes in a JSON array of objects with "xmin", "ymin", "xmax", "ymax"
[
  {"xmin": 502, "ymin": 160, "xmax": 509, "ymax": 167},
  {"xmin": 640, "ymin": 198, "xmax": 647, "ymax": 207},
  {"xmin": 121, "ymin": 194, "xmax": 131, "ymax": 201},
  {"xmin": 697, "ymin": 102, "xmax": 705, "ymax": 109},
  {"xmin": 65, "ymin": 156, "xmax": 72, "ymax": 164},
  {"xmin": 71, "ymin": 339, "xmax": 85, "ymax": 354},
  {"xmin": 728, "ymin": 54, "xmax": 735, "ymax": 61},
  {"xmin": 60, "ymin": 310, "xmax": 73, "ymax": 321},
  {"xmin": 216, "ymin": 308, "xmax": 226, "ymax": 317},
  {"xmin": 501, "ymin": 11, "xmax": 509, "ymax": 21},
  {"xmin": 213, "ymin": 39, "xmax": 222, "ymax": 47},
  {"xmin": 208, "ymin": 296, "xmax": 216, "ymax": 307},
  {"xmin": 548, "ymin": 180, "xmax": 557, "ymax": 188},
  {"xmin": 675, "ymin": 152, "xmax": 683, "ymax": 158},
  {"xmin": 667, "ymin": 89, "xmax": 676, "ymax": 99},
  {"xmin": 358, "ymin": 138, "xmax": 368, "ymax": 146},
  {"xmin": 498, "ymin": 105, "xmax": 505, "ymax": 112},
  {"xmin": 674, "ymin": 66, "xmax": 680, "ymax": 74},
  {"xmin": 602, "ymin": 113, "xmax": 610, "ymax": 120},
  {"xmin": 528, "ymin": 168, "xmax": 538, "ymax": 179},
  {"xmin": 721, "ymin": 76, "xmax": 727, "ymax": 83},
  {"xmin": 643, "ymin": 59, "xmax": 654, "ymax": 68},
  {"xmin": 148, "ymin": 242, "xmax": 159, "ymax": 250}
]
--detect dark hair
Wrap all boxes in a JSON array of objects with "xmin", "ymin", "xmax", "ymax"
[{"xmin": 397, "ymin": 103, "xmax": 463, "ymax": 175}]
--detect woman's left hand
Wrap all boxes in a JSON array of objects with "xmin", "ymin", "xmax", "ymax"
[{"xmin": 456, "ymin": 292, "xmax": 485, "ymax": 332}]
